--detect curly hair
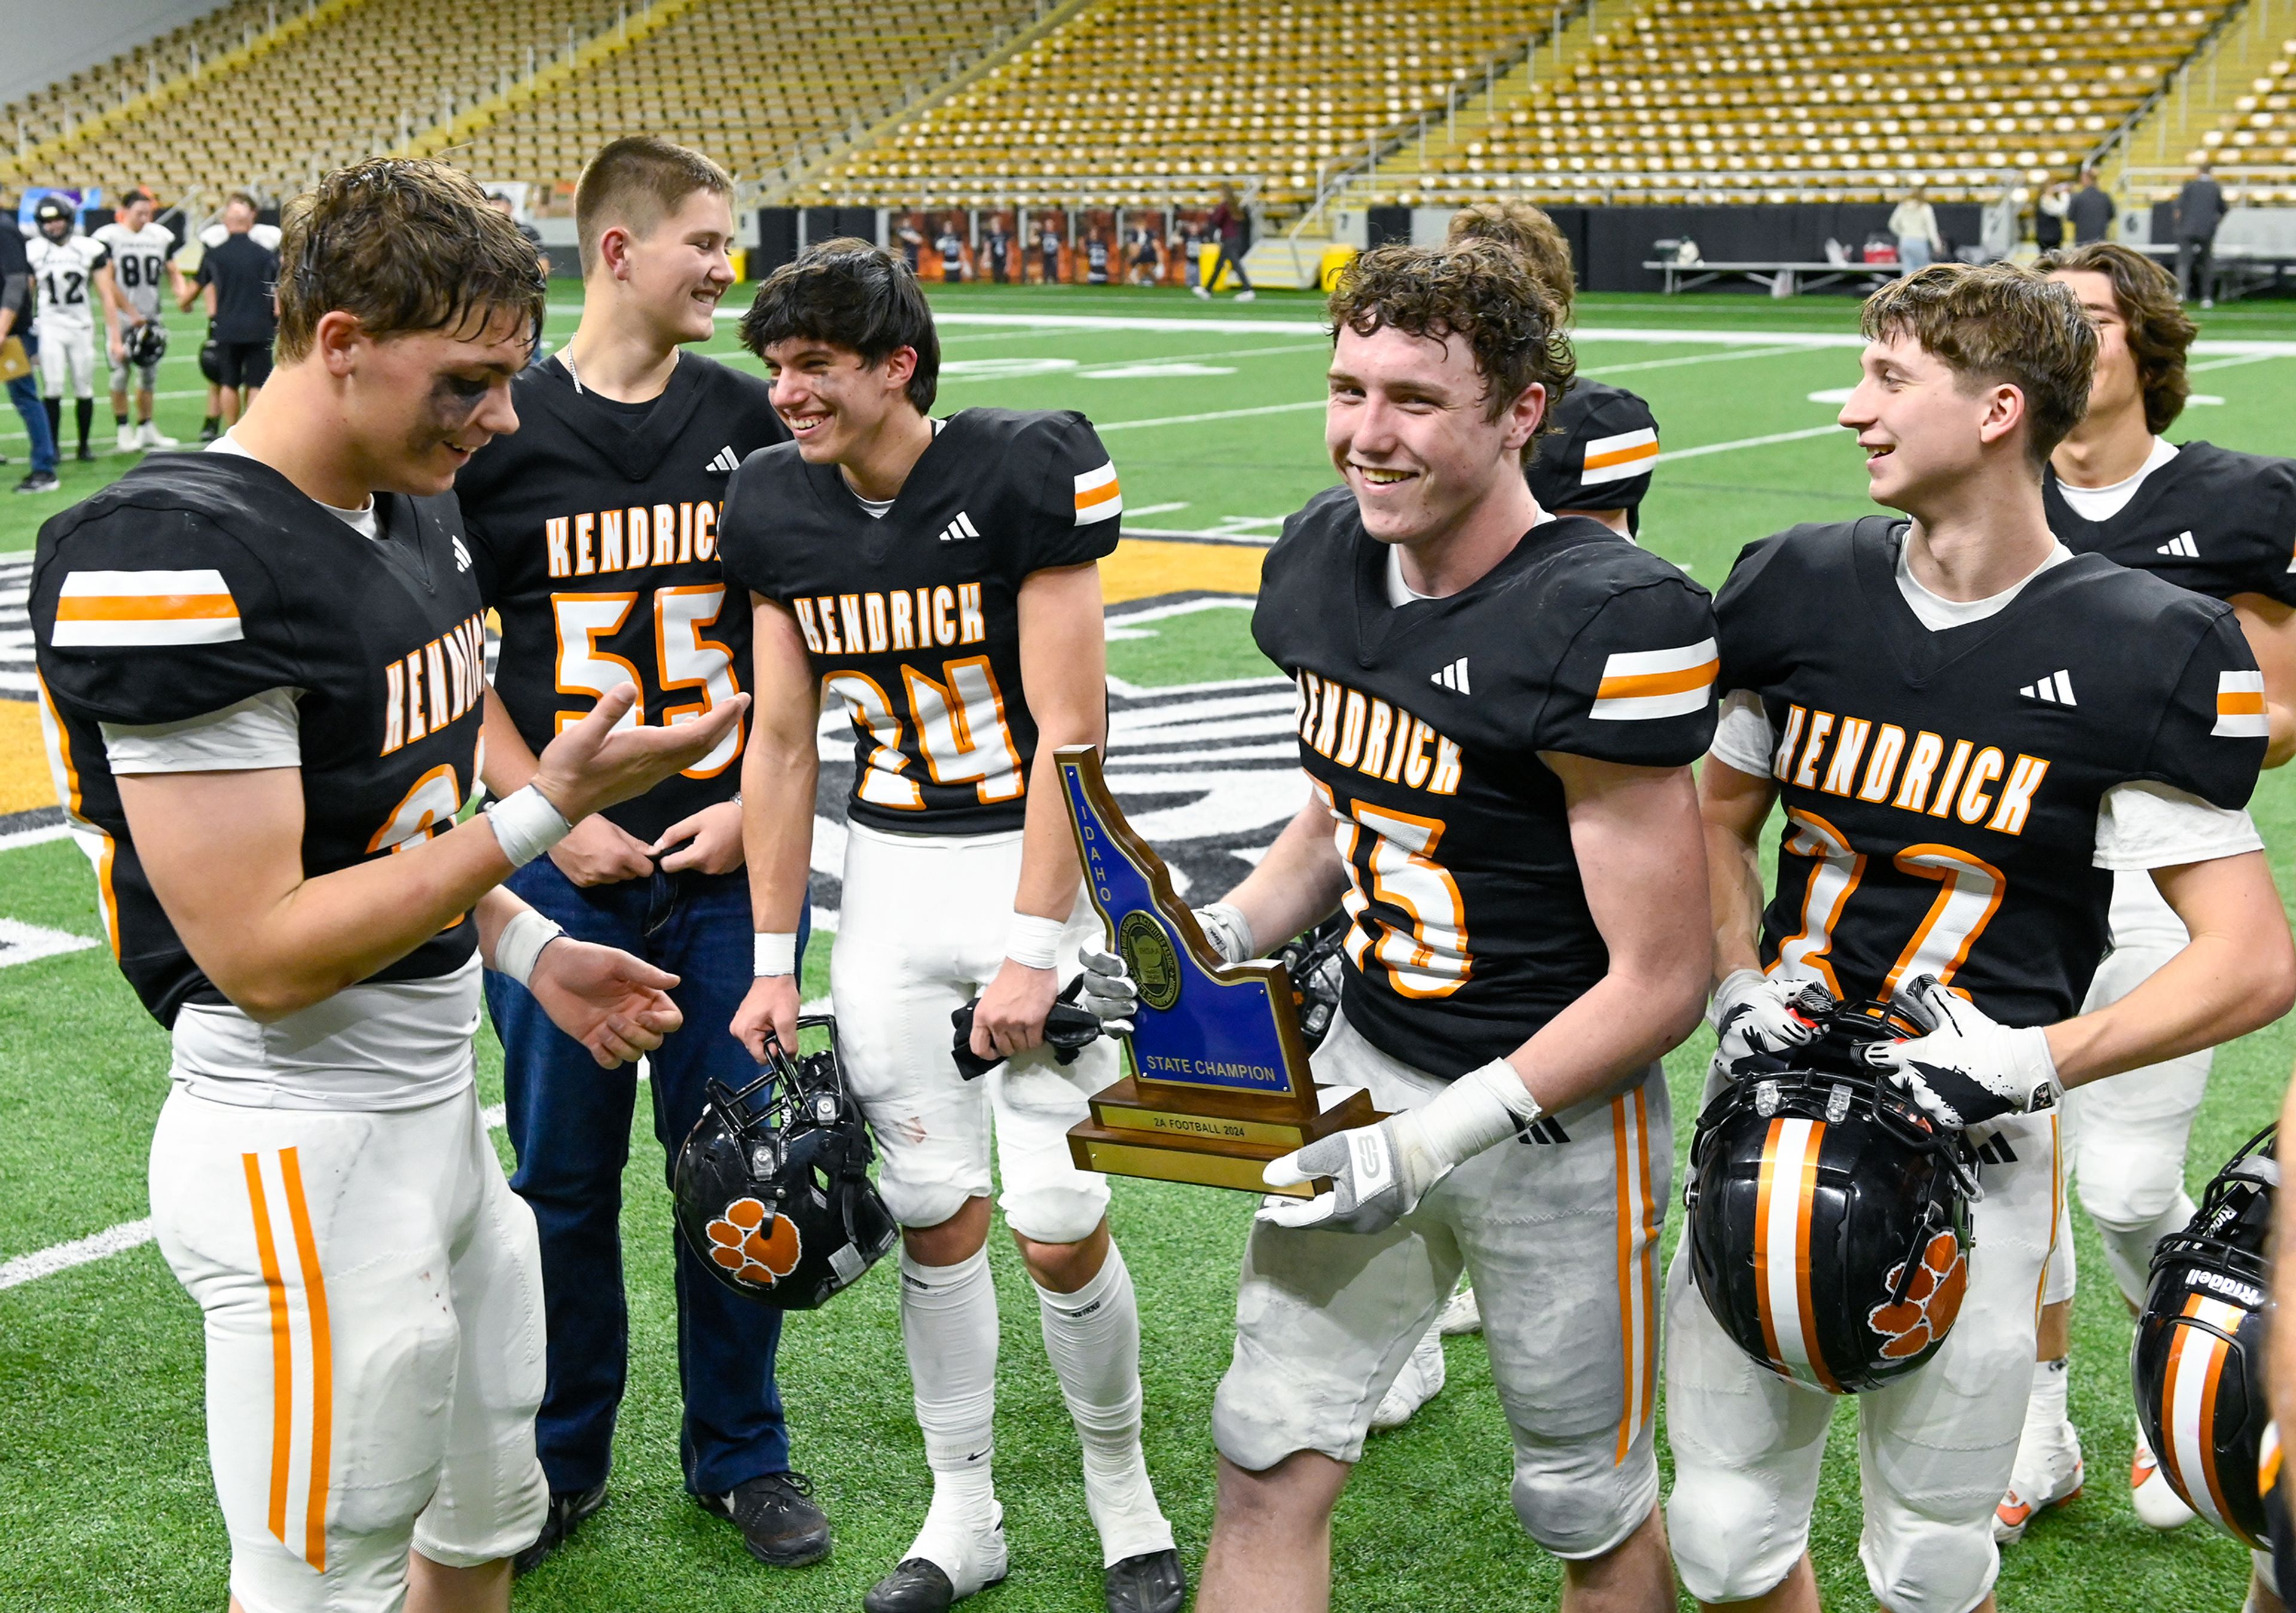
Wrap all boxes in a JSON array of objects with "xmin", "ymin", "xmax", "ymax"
[
  {"xmin": 2034, "ymin": 240, "xmax": 2196, "ymax": 435},
  {"xmin": 1326, "ymin": 240, "xmax": 1576, "ymax": 460},
  {"xmin": 740, "ymin": 237, "xmax": 939, "ymax": 414},
  {"xmin": 276, "ymin": 157, "xmax": 546, "ymax": 363},
  {"xmin": 1445, "ymin": 200, "xmax": 1577, "ymax": 321},
  {"xmin": 1860, "ymin": 263, "xmax": 2096, "ymax": 469}
]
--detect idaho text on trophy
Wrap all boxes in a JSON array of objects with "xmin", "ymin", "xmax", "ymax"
[{"xmin": 1056, "ymin": 745, "xmax": 1381, "ymax": 1196}]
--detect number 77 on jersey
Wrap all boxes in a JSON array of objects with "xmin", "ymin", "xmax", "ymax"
[{"xmin": 1057, "ymin": 745, "xmax": 1381, "ymax": 1197}]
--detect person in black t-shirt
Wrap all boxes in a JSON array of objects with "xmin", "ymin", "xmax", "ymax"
[
  {"xmin": 720, "ymin": 241, "xmax": 1185, "ymax": 1613},
  {"xmin": 453, "ymin": 136, "xmax": 826, "ymax": 1577},
  {"xmin": 488, "ymin": 191, "xmax": 551, "ymax": 278},
  {"xmin": 182, "ymin": 193, "xmax": 277, "ymax": 428}
]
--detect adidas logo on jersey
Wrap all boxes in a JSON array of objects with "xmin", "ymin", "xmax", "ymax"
[
  {"xmin": 939, "ymin": 511, "xmax": 982, "ymax": 543},
  {"xmin": 2158, "ymin": 530, "xmax": 2200, "ymax": 559},
  {"xmin": 1430, "ymin": 656, "xmax": 1471, "ymax": 693},
  {"xmin": 705, "ymin": 446, "xmax": 740, "ymax": 475},
  {"xmin": 2019, "ymin": 670, "xmax": 2077, "ymax": 706},
  {"xmin": 451, "ymin": 535, "xmax": 472, "ymax": 573}
]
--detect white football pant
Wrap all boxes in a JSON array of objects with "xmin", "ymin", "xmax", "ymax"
[
  {"xmin": 1214, "ymin": 1011, "xmax": 1668, "ymax": 1560},
  {"xmin": 830, "ymin": 820, "xmax": 1118, "ymax": 1243},
  {"xmin": 36, "ymin": 321, "xmax": 95, "ymax": 399},
  {"xmin": 149, "ymin": 1083, "xmax": 548, "ymax": 1613},
  {"xmin": 1666, "ymin": 1106, "xmax": 2060, "ymax": 1613}
]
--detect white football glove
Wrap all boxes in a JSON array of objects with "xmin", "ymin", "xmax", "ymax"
[
  {"xmin": 1859, "ymin": 975, "xmax": 2059, "ymax": 1130},
  {"xmin": 1260, "ymin": 1060, "xmax": 1537, "ymax": 1234},
  {"xmin": 1074, "ymin": 945, "xmax": 1137, "ymax": 1033},
  {"xmin": 1709, "ymin": 968, "xmax": 1824, "ymax": 1080}
]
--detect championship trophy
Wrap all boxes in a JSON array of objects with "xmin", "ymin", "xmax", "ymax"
[{"xmin": 1057, "ymin": 745, "xmax": 1381, "ymax": 1197}]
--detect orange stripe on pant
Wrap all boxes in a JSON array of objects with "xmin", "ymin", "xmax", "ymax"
[
  {"xmin": 279, "ymin": 1148, "xmax": 333, "ymax": 1573},
  {"xmin": 1610, "ymin": 1085, "xmax": 1661, "ymax": 1465},
  {"xmin": 243, "ymin": 1153, "xmax": 295, "ymax": 1553}
]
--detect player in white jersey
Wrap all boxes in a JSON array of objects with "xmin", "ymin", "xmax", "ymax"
[
  {"xmin": 94, "ymin": 185, "xmax": 186, "ymax": 451},
  {"xmin": 26, "ymin": 196, "xmax": 103, "ymax": 462}
]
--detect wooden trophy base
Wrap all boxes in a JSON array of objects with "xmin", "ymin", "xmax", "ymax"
[{"xmin": 1068, "ymin": 1077, "xmax": 1384, "ymax": 1197}]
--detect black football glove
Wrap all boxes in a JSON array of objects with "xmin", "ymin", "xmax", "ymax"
[{"xmin": 951, "ymin": 976, "xmax": 1105, "ymax": 1080}]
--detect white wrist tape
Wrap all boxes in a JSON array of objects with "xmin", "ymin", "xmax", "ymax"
[
  {"xmin": 1416, "ymin": 1059, "xmax": 1544, "ymax": 1170},
  {"xmin": 753, "ymin": 931, "xmax": 798, "ymax": 978},
  {"xmin": 487, "ymin": 784, "xmax": 573, "ymax": 868},
  {"xmin": 1006, "ymin": 911, "xmax": 1066, "ymax": 970},
  {"xmin": 1194, "ymin": 902, "xmax": 1256, "ymax": 966},
  {"xmin": 493, "ymin": 908, "xmax": 563, "ymax": 989}
]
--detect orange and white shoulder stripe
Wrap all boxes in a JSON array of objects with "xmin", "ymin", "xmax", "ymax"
[
  {"xmin": 243, "ymin": 1146, "xmax": 335, "ymax": 1574},
  {"xmin": 1752, "ymin": 1115, "xmax": 1841, "ymax": 1392},
  {"xmin": 2157, "ymin": 1290, "xmax": 2252, "ymax": 1544},
  {"xmin": 1590, "ymin": 637, "xmax": 1718, "ymax": 722},
  {"xmin": 1579, "ymin": 426, "xmax": 1660, "ymax": 488},
  {"xmin": 50, "ymin": 569, "xmax": 243, "ymax": 648},
  {"xmin": 2214, "ymin": 670, "xmax": 2269, "ymax": 739},
  {"xmin": 1073, "ymin": 462, "xmax": 1122, "ymax": 526}
]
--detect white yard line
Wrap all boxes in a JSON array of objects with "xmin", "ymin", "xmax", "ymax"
[{"xmin": 1658, "ymin": 424, "xmax": 1843, "ymax": 461}]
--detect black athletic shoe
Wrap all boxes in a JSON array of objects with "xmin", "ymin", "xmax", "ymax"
[
  {"xmin": 697, "ymin": 1471, "xmax": 832, "ymax": 1567},
  {"xmin": 13, "ymin": 471, "xmax": 59, "ymax": 493},
  {"xmin": 197, "ymin": 421, "xmax": 221, "ymax": 442},
  {"xmin": 512, "ymin": 1484, "xmax": 609, "ymax": 1576},
  {"xmin": 1103, "ymin": 1548, "xmax": 1186, "ymax": 1613},
  {"xmin": 866, "ymin": 1557, "xmax": 1003, "ymax": 1612},
  {"xmin": 74, "ymin": 445, "xmax": 95, "ymax": 462}
]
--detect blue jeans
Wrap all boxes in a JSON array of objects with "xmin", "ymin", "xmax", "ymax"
[
  {"xmin": 8, "ymin": 330, "xmax": 56, "ymax": 475},
  {"xmin": 485, "ymin": 856, "xmax": 810, "ymax": 1497},
  {"xmin": 1897, "ymin": 236, "xmax": 1933, "ymax": 273}
]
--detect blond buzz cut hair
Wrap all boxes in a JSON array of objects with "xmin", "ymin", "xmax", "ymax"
[{"xmin": 574, "ymin": 136, "xmax": 732, "ymax": 274}]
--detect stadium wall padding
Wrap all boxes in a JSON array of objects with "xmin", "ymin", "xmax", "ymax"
[{"xmin": 1551, "ymin": 204, "xmax": 1983, "ymax": 291}]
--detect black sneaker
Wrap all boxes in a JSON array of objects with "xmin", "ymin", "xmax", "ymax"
[
  {"xmin": 697, "ymin": 1470, "xmax": 832, "ymax": 1567},
  {"xmin": 13, "ymin": 471, "xmax": 59, "ymax": 494},
  {"xmin": 512, "ymin": 1483, "xmax": 608, "ymax": 1576},
  {"xmin": 1104, "ymin": 1548, "xmax": 1186, "ymax": 1613},
  {"xmin": 74, "ymin": 445, "xmax": 95, "ymax": 462},
  {"xmin": 197, "ymin": 422, "xmax": 221, "ymax": 442}
]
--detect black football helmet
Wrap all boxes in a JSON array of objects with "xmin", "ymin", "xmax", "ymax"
[
  {"xmin": 197, "ymin": 331, "xmax": 224, "ymax": 385},
  {"xmin": 1685, "ymin": 989, "xmax": 1983, "ymax": 1395},
  {"xmin": 33, "ymin": 197, "xmax": 72, "ymax": 242},
  {"xmin": 673, "ymin": 1016, "xmax": 897, "ymax": 1310},
  {"xmin": 124, "ymin": 319, "xmax": 167, "ymax": 368},
  {"xmin": 1273, "ymin": 912, "xmax": 1348, "ymax": 1051},
  {"xmin": 2135, "ymin": 1123, "xmax": 2277, "ymax": 1549}
]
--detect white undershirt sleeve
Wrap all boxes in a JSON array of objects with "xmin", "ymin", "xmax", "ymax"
[
  {"xmin": 2092, "ymin": 779, "xmax": 2264, "ymax": 870},
  {"xmin": 1708, "ymin": 688, "xmax": 1777, "ymax": 777},
  {"xmin": 100, "ymin": 687, "xmax": 304, "ymax": 775}
]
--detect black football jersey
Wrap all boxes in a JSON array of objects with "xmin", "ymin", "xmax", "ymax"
[
  {"xmin": 454, "ymin": 352, "xmax": 787, "ymax": 842},
  {"xmin": 1717, "ymin": 518, "xmax": 2266, "ymax": 1029},
  {"xmin": 1254, "ymin": 487, "xmax": 1718, "ymax": 1078},
  {"xmin": 2045, "ymin": 441, "xmax": 2296, "ymax": 607},
  {"xmin": 716, "ymin": 407, "xmax": 1122, "ymax": 834},
  {"xmin": 31, "ymin": 454, "xmax": 487, "ymax": 1027}
]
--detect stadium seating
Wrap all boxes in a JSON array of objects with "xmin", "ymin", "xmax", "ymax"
[
  {"xmin": 5, "ymin": 0, "xmax": 628, "ymax": 208},
  {"xmin": 442, "ymin": 0, "xmax": 1044, "ymax": 206},
  {"xmin": 817, "ymin": 0, "xmax": 1546, "ymax": 210},
  {"xmin": 1354, "ymin": 0, "xmax": 2236, "ymax": 207},
  {"xmin": 1, "ymin": 0, "xmax": 278, "ymax": 172},
  {"xmin": 2116, "ymin": 20, "xmax": 2296, "ymax": 203}
]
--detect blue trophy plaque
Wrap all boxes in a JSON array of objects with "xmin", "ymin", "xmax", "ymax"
[{"xmin": 1057, "ymin": 745, "xmax": 1379, "ymax": 1197}]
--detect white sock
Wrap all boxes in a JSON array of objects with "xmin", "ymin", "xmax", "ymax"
[
  {"xmin": 2099, "ymin": 1191, "xmax": 2198, "ymax": 1309},
  {"xmin": 1035, "ymin": 1242, "xmax": 1174, "ymax": 1566},
  {"xmin": 2028, "ymin": 1355, "xmax": 2071, "ymax": 1433},
  {"xmin": 900, "ymin": 1246, "xmax": 1001, "ymax": 1559}
]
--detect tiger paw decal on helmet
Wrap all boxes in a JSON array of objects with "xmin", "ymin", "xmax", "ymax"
[
  {"xmin": 1868, "ymin": 1231, "xmax": 1968, "ymax": 1359},
  {"xmin": 705, "ymin": 1197, "xmax": 802, "ymax": 1288}
]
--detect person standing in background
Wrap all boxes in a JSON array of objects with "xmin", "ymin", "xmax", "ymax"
[
  {"xmin": 490, "ymin": 192, "xmax": 551, "ymax": 278},
  {"xmin": 2071, "ymin": 166, "xmax": 2117, "ymax": 245},
  {"xmin": 2175, "ymin": 160, "xmax": 2227, "ymax": 309},
  {"xmin": 93, "ymin": 185, "xmax": 185, "ymax": 452},
  {"xmin": 1194, "ymin": 186, "xmax": 1254, "ymax": 301},
  {"xmin": 181, "ymin": 194, "xmax": 278, "ymax": 433},
  {"xmin": 0, "ymin": 184, "xmax": 60, "ymax": 493},
  {"xmin": 1888, "ymin": 186, "xmax": 1944, "ymax": 273},
  {"xmin": 2037, "ymin": 179, "xmax": 2072, "ymax": 252}
]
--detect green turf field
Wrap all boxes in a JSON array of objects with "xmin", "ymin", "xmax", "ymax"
[{"xmin": 4, "ymin": 282, "xmax": 2295, "ymax": 1610}]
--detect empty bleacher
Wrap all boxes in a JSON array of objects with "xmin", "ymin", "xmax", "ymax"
[
  {"xmin": 819, "ymin": 0, "xmax": 1545, "ymax": 211},
  {"xmin": 2, "ymin": 0, "xmax": 278, "ymax": 172}
]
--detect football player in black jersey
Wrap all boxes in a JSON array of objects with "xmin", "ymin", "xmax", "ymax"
[
  {"xmin": 1084, "ymin": 240, "xmax": 1714, "ymax": 1612},
  {"xmin": 718, "ymin": 242, "xmax": 1182, "ymax": 1613},
  {"xmin": 451, "ymin": 138, "xmax": 825, "ymax": 1575},
  {"xmin": 1979, "ymin": 241, "xmax": 2296, "ymax": 1548},
  {"xmin": 1671, "ymin": 263, "xmax": 2294, "ymax": 1613},
  {"xmin": 31, "ymin": 157, "xmax": 746, "ymax": 1613}
]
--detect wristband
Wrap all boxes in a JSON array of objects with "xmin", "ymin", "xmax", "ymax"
[
  {"xmin": 754, "ymin": 931, "xmax": 798, "ymax": 977},
  {"xmin": 1005, "ymin": 911, "xmax": 1066, "ymax": 970},
  {"xmin": 487, "ymin": 784, "xmax": 573, "ymax": 868},
  {"xmin": 493, "ymin": 908, "xmax": 564, "ymax": 989},
  {"xmin": 1416, "ymin": 1058, "xmax": 1544, "ymax": 1170},
  {"xmin": 1193, "ymin": 901, "xmax": 1256, "ymax": 966}
]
